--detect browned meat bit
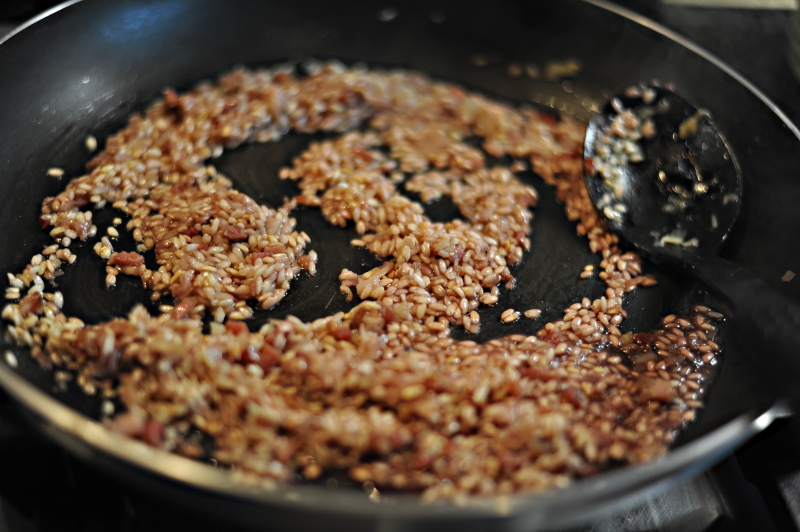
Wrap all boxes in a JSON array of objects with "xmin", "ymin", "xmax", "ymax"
[
  {"xmin": 222, "ymin": 225, "xmax": 248, "ymax": 241},
  {"xmin": 170, "ymin": 272, "xmax": 194, "ymax": 299},
  {"xmin": 256, "ymin": 343, "xmax": 282, "ymax": 370},
  {"xmin": 109, "ymin": 411, "xmax": 145, "ymax": 438},
  {"xmin": 222, "ymin": 100, "xmax": 239, "ymax": 114},
  {"xmin": 18, "ymin": 293, "xmax": 43, "ymax": 315},
  {"xmin": 297, "ymin": 255, "xmax": 313, "ymax": 269},
  {"xmin": 170, "ymin": 296, "xmax": 197, "ymax": 320},
  {"xmin": 224, "ymin": 320, "xmax": 249, "ymax": 335},
  {"xmin": 637, "ymin": 377, "xmax": 676, "ymax": 403},
  {"xmin": 163, "ymin": 88, "xmax": 184, "ymax": 121},
  {"xmin": 349, "ymin": 302, "xmax": 386, "ymax": 333},
  {"xmin": 143, "ymin": 419, "xmax": 165, "ymax": 446},
  {"xmin": 248, "ymin": 245, "xmax": 287, "ymax": 263},
  {"xmin": 237, "ymin": 339, "xmax": 277, "ymax": 371},
  {"xmin": 331, "ymin": 326, "xmax": 351, "ymax": 341},
  {"xmin": 108, "ymin": 251, "xmax": 145, "ymax": 267}
]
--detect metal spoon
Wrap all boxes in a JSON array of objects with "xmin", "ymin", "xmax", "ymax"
[{"xmin": 584, "ymin": 83, "xmax": 800, "ymax": 408}]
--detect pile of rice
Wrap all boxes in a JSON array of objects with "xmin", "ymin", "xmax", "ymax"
[{"xmin": 2, "ymin": 62, "xmax": 722, "ymax": 502}]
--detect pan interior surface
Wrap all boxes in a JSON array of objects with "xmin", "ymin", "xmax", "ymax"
[{"xmin": 1, "ymin": 0, "xmax": 799, "ymax": 530}]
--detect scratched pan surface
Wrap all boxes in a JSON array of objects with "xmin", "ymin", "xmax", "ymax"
[{"xmin": 1, "ymin": 0, "xmax": 800, "ymax": 530}]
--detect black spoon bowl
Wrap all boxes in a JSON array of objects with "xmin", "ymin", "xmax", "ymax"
[
  {"xmin": 584, "ymin": 84, "xmax": 742, "ymax": 260},
  {"xmin": 585, "ymin": 83, "xmax": 800, "ymax": 410}
]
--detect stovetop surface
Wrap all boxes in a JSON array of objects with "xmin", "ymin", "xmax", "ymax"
[{"xmin": 1, "ymin": 1, "xmax": 800, "ymax": 531}]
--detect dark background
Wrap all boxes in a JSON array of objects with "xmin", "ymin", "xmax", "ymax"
[{"xmin": 1, "ymin": 1, "xmax": 800, "ymax": 531}]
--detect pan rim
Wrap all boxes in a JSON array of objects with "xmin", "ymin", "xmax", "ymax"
[
  {"xmin": 0, "ymin": 0, "xmax": 797, "ymax": 526},
  {"xmin": 0, "ymin": 0, "xmax": 81, "ymax": 46},
  {"xmin": 585, "ymin": 0, "xmax": 800, "ymax": 142}
]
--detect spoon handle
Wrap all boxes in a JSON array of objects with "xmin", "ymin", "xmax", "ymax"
[{"xmin": 691, "ymin": 254, "xmax": 800, "ymax": 410}]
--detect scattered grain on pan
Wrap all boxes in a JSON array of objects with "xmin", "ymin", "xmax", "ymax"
[
  {"xmin": 368, "ymin": 487, "xmax": 381, "ymax": 502},
  {"xmin": 511, "ymin": 160, "xmax": 527, "ymax": 172},
  {"xmin": 85, "ymin": 135, "xmax": 97, "ymax": 153},
  {"xmin": 1, "ymin": 62, "xmax": 725, "ymax": 503},
  {"xmin": 500, "ymin": 308, "xmax": 520, "ymax": 323},
  {"xmin": 4, "ymin": 350, "xmax": 17, "ymax": 368},
  {"xmin": 47, "ymin": 167, "xmax": 64, "ymax": 178},
  {"xmin": 101, "ymin": 400, "xmax": 115, "ymax": 416},
  {"xmin": 544, "ymin": 58, "xmax": 582, "ymax": 81},
  {"xmin": 782, "ymin": 270, "xmax": 796, "ymax": 283},
  {"xmin": 523, "ymin": 308, "xmax": 541, "ymax": 319}
]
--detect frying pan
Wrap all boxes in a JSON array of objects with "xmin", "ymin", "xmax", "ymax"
[{"xmin": 1, "ymin": 0, "xmax": 799, "ymax": 530}]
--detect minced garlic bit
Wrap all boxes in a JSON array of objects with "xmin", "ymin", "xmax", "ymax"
[
  {"xmin": 657, "ymin": 229, "xmax": 699, "ymax": 248},
  {"xmin": 678, "ymin": 109, "xmax": 711, "ymax": 140},
  {"xmin": 93, "ymin": 236, "xmax": 114, "ymax": 260}
]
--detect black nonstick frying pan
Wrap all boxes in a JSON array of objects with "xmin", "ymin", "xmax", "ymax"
[{"xmin": 1, "ymin": 1, "xmax": 800, "ymax": 530}]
